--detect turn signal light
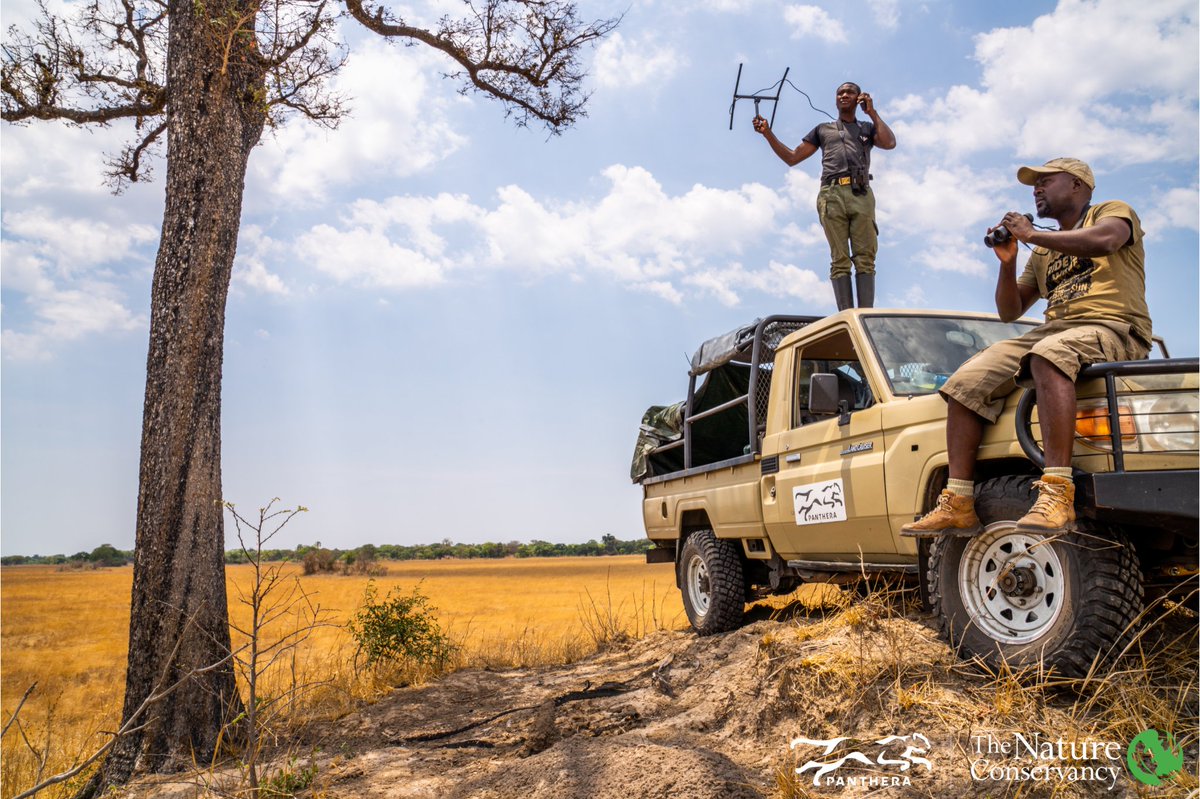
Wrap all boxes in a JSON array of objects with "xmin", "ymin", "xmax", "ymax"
[{"xmin": 1075, "ymin": 406, "xmax": 1136, "ymax": 446}]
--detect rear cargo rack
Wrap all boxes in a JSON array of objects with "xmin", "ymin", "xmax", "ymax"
[{"xmin": 642, "ymin": 315, "xmax": 817, "ymax": 483}]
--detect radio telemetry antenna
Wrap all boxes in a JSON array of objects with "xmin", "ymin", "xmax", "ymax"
[{"xmin": 728, "ymin": 63, "xmax": 790, "ymax": 131}]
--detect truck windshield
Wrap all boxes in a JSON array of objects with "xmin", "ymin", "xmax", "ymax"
[{"xmin": 862, "ymin": 315, "xmax": 1037, "ymax": 396}]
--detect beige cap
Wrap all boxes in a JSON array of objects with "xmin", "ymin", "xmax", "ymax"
[{"xmin": 1017, "ymin": 157, "xmax": 1095, "ymax": 189}]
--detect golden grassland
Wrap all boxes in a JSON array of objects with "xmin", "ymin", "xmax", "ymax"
[{"xmin": 1, "ymin": 556, "xmax": 683, "ymax": 798}]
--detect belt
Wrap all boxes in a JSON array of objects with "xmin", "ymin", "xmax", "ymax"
[{"xmin": 824, "ymin": 176, "xmax": 852, "ymax": 186}]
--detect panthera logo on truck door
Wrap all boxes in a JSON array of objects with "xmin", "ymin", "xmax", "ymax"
[{"xmin": 793, "ymin": 479, "xmax": 847, "ymax": 525}]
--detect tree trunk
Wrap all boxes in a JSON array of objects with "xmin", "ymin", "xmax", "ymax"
[{"xmin": 82, "ymin": 0, "xmax": 266, "ymax": 793}]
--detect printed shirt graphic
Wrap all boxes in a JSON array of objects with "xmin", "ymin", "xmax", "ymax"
[{"xmin": 1017, "ymin": 200, "xmax": 1152, "ymax": 344}]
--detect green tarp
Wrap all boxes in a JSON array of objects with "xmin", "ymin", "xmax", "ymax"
[{"xmin": 630, "ymin": 362, "xmax": 753, "ymax": 483}]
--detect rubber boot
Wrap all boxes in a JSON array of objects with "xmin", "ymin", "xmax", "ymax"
[
  {"xmin": 832, "ymin": 275, "xmax": 854, "ymax": 311},
  {"xmin": 855, "ymin": 272, "xmax": 875, "ymax": 308}
]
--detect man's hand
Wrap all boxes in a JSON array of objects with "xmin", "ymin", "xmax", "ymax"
[
  {"xmin": 752, "ymin": 115, "xmax": 769, "ymax": 135},
  {"xmin": 986, "ymin": 220, "xmax": 1018, "ymax": 264},
  {"xmin": 858, "ymin": 92, "xmax": 874, "ymax": 115},
  {"xmin": 1001, "ymin": 211, "xmax": 1035, "ymax": 243}
]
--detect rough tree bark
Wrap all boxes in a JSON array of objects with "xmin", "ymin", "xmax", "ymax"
[
  {"xmin": 95, "ymin": 0, "xmax": 269, "ymax": 788},
  {"xmin": 2, "ymin": 1, "xmax": 618, "ymax": 794}
]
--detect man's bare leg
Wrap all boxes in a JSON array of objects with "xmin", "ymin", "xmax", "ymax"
[
  {"xmin": 947, "ymin": 397, "xmax": 985, "ymax": 480},
  {"xmin": 1029, "ymin": 355, "xmax": 1077, "ymax": 467},
  {"xmin": 900, "ymin": 396, "xmax": 985, "ymax": 536},
  {"xmin": 1018, "ymin": 354, "xmax": 1078, "ymax": 532}
]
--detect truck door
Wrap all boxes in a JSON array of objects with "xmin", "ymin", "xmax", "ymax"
[{"xmin": 760, "ymin": 326, "xmax": 895, "ymax": 560}]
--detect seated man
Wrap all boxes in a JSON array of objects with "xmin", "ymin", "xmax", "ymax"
[{"xmin": 902, "ymin": 158, "xmax": 1152, "ymax": 537}]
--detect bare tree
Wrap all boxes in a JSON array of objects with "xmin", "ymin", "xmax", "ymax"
[
  {"xmin": 2, "ymin": 1, "xmax": 618, "ymax": 794},
  {"xmin": 224, "ymin": 498, "xmax": 329, "ymax": 792}
]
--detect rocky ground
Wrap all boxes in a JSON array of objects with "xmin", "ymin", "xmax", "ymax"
[{"xmin": 123, "ymin": 597, "xmax": 1197, "ymax": 799}]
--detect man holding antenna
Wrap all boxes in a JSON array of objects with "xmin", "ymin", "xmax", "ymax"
[
  {"xmin": 901, "ymin": 158, "xmax": 1153, "ymax": 537},
  {"xmin": 752, "ymin": 82, "xmax": 896, "ymax": 310}
]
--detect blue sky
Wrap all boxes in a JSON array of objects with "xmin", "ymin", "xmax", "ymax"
[{"xmin": 2, "ymin": 0, "xmax": 1197, "ymax": 556}]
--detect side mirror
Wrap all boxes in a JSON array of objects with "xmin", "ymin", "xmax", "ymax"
[{"xmin": 809, "ymin": 373, "xmax": 840, "ymax": 415}]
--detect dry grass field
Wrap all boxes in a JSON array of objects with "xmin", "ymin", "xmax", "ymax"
[{"xmin": 0, "ymin": 556, "xmax": 683, "ymax": 798}]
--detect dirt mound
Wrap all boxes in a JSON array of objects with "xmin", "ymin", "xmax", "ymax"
[{"xmin": 123, "ymin": 597, "xmax": 1198, "ymax": 798}]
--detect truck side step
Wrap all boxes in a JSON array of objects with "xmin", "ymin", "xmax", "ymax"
[{"xmin": 786, "ymin": 559, "xmax": 917, "ymax": 574}]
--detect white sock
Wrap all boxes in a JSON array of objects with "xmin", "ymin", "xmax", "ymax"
[{"xmin": 946, "ymin": 478, "xmax": 973, "ymax": 497}]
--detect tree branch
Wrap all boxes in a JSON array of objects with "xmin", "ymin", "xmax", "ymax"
[
  {"xmin": 0, "ymin": 683, "xmax": 38, "ymax": 741},
  {"xmin": 342, "ymin": 0, "xmax": 619, "ymax": 130}
]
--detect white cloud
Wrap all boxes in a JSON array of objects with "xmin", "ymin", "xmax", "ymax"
[
  {"xmin": 593, "ymin": 32, "xmax": 686, "ymax": 89},
  {"xmin": 633, "ymin": 280, "xmax": 684, "ymax": 304},
  {"xmin": 298, "ymin": 224, "xmax": 452, "ymax": 289},
  {"xmin": 291, "ymin": 165, "xmax": 793, "ymax": 301},
  {"xmin": 887, "ymin": 93, "xmax": 927, "ymax": 118},
  {"xmin": 874, "ymin": 162, "xmax": 1011, "ymax": 234},
  {"xmin": 889, "ymin": 284, "xmax": 928, "ymax": 309},
  {"xmin": 234, "ymin": 225, "xmax": 290, "ymax": 296},
  {"xmin": 249, "ymin": 38, "xmax": 467, "ymax": 206},
  {"xmin": 910, "ymin": 239, "xmax": 991, "ymax": 277},
  {"xmin": 1141, "ymin": 186, "xmax": 1200, "ymax": 236},
  {"xmin": 1, "ymin": 122, "xmax": 133, "ymax": 200},
  {"xmin": 899, "ymin": 0, "xmax": 1199, "ymax": 166},
  {"xmin": 1, "ymin": 210, "xmax": 154, "ymax": 359},
  {"xmin": 685, "ymin": 260, "xmax": 829, "ymax": 306},
  {"xmin": 868, "ymin": 0, "xmax": 900, "ymax": 29},
  {"xmin": 2, "ymin": 209, "xmax": 157, "ymax": 273},
  {"xmin": 697, "ymin": 0, "xmax": 758, "ymax": 10},
  {"xmin": 1, "ymin": 274, "xmax": 144, "ymax": 361},
  {"xmin": 783, "ymin": 5, "xmax": 848, "ymax": 43}
]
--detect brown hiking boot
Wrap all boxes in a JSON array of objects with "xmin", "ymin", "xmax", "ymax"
[
  {"xmin": 900, "ymin": 490, "xmax": 982, "ymax": 537},
  {"xmin": 1016, "ymin": 474, "xmax": 1076, "ymax": 533}
]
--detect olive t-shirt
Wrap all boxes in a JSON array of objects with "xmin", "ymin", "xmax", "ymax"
[
  {"xmin": 1017, "ymin": 200, "xmax": 1152, "ymax": 345},
  {"xmin": 802, "ymin": 119, "xmax": 875, "ymax": 182}
]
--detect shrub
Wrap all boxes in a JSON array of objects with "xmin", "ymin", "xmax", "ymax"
[
  {"xmin": 339, "ymin": 545, "xmax": 388, "ymax": 576},
  {"xmin": 348, "ymin": 582, "xmax": 456, "ymax": 671},
  {"xmin": 301, "ymin": 546, "xmax": 338, "ymax": 575}
]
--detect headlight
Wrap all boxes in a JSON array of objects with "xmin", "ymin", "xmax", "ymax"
[{"xmin": 1075, "ymin": 392, "xmax": 1199, "ymax": 453}]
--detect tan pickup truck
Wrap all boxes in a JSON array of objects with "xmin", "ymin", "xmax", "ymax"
[{"xmin": 632, "ymin": 310, "xmax": 1197, "ymax": 675}]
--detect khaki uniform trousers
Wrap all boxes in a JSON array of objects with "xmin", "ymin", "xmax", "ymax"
[
  {"xmin": 817, "ymin": 183, "xmax": 877, "ymax": 279},
  {"xmin": 939, "ymin": 319, "xmax": 1150, "ymax": 423}
]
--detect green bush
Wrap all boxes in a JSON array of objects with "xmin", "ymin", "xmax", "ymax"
[
  {"xmin": 348, "ymin": 582, "xmax": 456, "ymax": 671},
  {"xmin": 262, "ymin": 756, "xmax": 318, "ymax": 797}
]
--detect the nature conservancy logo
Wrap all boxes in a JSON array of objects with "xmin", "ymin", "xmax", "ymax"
[
  {"xmin": 970, "ymin": 732, "xmax": 1125, "ymax": 790},
  {"xmin": 1126, "ymin": 728, "xmax": 1185, "ymax": 787},
  {"xmin": 789, "ymin": 733, "xmax": 932, "ymax": 788}
]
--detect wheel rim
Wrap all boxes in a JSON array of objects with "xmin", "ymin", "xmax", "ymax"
[
  {"xmin": 958, "ymin": 522, "xmax": 1066, "ymax": 644},
  {"xmin": 686, "ymin": 554, "xmax": 711, "ymax": 618}
]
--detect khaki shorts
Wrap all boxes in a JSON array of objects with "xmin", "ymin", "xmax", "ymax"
[{"xmin": 939, "ymin": 319, "xmax": 1150, "ymax": 423}]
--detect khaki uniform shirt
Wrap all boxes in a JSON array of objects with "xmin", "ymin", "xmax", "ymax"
[{"xmin": 1017, "ymin": 200, "xmax": 1152, "ymax": 346}]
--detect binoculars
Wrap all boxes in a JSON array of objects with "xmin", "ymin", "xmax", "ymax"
[{"xmin": 984, "ymin": 213, "xmax": 1034, "ymax": 248}]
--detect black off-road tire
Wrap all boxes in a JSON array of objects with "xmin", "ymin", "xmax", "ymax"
[
  {"xmin": 679, "ymin": 529, "xmax": 746, "ymax": 635},
  {"xmin": 928, "ymin": 475, "xmax": 1143, "ymax": 676}
]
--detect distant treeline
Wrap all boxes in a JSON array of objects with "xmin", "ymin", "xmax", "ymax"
[
  {"xmin": 0, "ymin": 543, "xmax": 133, "ymax": 568},
  {"xmin": 1, "ymin": 535, "xmax": 654, "ymax": 567}
]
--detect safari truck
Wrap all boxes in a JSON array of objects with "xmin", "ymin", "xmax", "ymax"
[{"xmin": 631, "ymin": 310, "xmax": 1198, "ymax": 675}]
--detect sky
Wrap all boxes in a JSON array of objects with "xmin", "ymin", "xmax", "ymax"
[{"xmin": 1, "ymin": 0, "xmax": 1197, "ymax": 556}]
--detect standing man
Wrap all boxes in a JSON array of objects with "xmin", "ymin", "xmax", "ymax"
[
  {"xmin": 753, "ymin": 82, "xmax": 896, "ymax": 310},
  {"xmin": 901, "ymin": 158, "xmax": 1152, "ymax": 537}
]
